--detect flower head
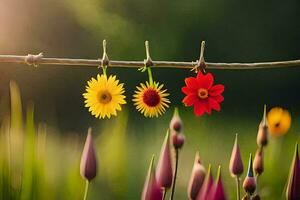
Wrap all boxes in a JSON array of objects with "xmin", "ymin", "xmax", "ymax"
[
  {"xmin": 210, "ymin": 166, "xmax": 227, "ymax": 200},
  {"xmin": 257, "ymin": 105, "xmax": 269, "ymax": 147},
  {"xmin": 156, "ymin": 130, "xmax": 173, "ymax": 189},
  {"xmin": 196, "ymin": 164, "xmax": 213, "ymax": 200},
  {"xmin": 133, "ymin": 81, "xmax": 170, "ymax": 118},
  {"xmin": 229, "ymin": 134, "xmax": 244, "ymax": 177},
  {"xmin": 142, "ymin": 155, "xmax": 163, "ymax": 200},
  {"xmin": 182, "ymin": 71, "xmax": 224, "ymax": 116},
  {"xmin": 187, "ymin": 152, "xmax": 206, "ymax": 200},
  {"xmin": 267, "ymin": 107, "xmax": 291, "ymax": 137},
  {"xmin": 286, "ymin": 143, "xmax": 300, "ymax": 200},
  {"xmin": 243, "ymin": 154, "xmax": 256, "ymax": 195},
  {"xmin": 83, "ymin": 74, "xmax": 126, "ymax": 119},
  {"xmin": 172, "ymin": 132, "xmax": 185, "ymax": 149},
  {"xmin": 253, "ymin": 148, "xmax": 264, "ymax": 176},
  {"xmin": 170, "ymin": 107, "xmax": 183, "ymax": 133},
  {"xmin": 80, "ymin": 128, "xmax": 97, "ymax": 181}
]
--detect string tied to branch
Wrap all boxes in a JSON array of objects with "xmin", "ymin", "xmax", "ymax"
[
  {"xmin": 100, "ymin": 39, "xmax": 110, "ymax": 76},
  {"xmin": 191, "ymin": 41, "xmax": 206, "ymax": 73},
  {"xmin": 25, "ymin": 53, "xmax": 43, "ymax": 67}
]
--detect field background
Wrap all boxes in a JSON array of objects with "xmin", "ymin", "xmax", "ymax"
[{"xmin": 0, "ymin": 0, "xmax": 300, "ymax": 199}]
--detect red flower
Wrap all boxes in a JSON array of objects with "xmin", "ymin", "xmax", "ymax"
[{"xmin": 182, "ymin": 71, "xmax": 224, "ymax": 116}]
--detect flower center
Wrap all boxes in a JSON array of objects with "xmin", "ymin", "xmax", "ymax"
[
  {"xmin": 98, "ymin": 90, "xmax": 112, "ymax": 104},
  {"xmin": 143, "ymin": 89, "xmax": 160, "ymax": 107},
  {"xmin": 198, "ymin": 88, "xmax": 208, "ymax": 99}
]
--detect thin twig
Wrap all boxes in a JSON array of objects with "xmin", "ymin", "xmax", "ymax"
[
  {"xmin": 0, "ymin": 54, "xmax": 300, "ymax": 69},
  {"xmin": 170, "ymin": 149, "xmax": 179, "ymax": 200}
]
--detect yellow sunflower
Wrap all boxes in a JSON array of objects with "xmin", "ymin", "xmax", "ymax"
[
  {"xmin": 83, "ymin": 74, "xmax": 126, "ymax": 119},
  {"xmin": 133, "ymin": 81, "xmax": 170, "ymax": 118},
  {"xmin": 267, "ymin": 107, "xmax": 291, "ymax": 137}
]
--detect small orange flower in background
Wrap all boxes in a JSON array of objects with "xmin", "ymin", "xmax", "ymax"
[
  {"xmin": 133, "ymin": 81, "xmax": 170, "ymax": 118},
  {"xmin": 83, "ymin": 74, "xmax": 126, "ymax": 119},
  {"xmin": 182, "ymin": 71, "xmax": 224, "ymax": 116},
  {"xmin": 267, "ymin": 107, "xmax": 291, "ymax": 137}
]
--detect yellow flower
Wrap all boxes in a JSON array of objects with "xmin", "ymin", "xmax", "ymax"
[
  {"xmin": 83, "ymin": 74, "xmax": 126, "ymax": 119},
  {"xmin": 133, "ymin": 81, "xmax": 170, "ymax": 118},
  {"xmin": 267, "ymin": 107, "xmax": 291, "ymax": 137}
]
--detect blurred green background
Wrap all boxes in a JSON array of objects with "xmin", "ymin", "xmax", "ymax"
[{"xmin": 0, "ymin": 0, "xmax": 300, "ymax": 199}]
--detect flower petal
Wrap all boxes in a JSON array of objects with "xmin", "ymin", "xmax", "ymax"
[
  {"xmin": 208, "ymin": 98, "xmax": 221, "ymax": 111},
  {"xmin": 185, "ymin": 77, "xmax": 199, "ymax": 90},
  {"xmin": 182, "ymin": 86, "xmax": 194, "ymax": 95},
  {"xmin": 183, "ymin": 94, "xmax": 198, "ymax": 106},
  {"xmin": 209, "ymin": 84, "xmax": 224, "ymax": 96},
  {"xmin": 213, "ymin": 95, "xmax": 224, "ymax": 103},
  {"xmin": 197, "ymin": 72, "xmax": 214, "ymax": 89},
  {"xmin": 194, "ymin": 101, "xmax": 206, "ymax": 116}
]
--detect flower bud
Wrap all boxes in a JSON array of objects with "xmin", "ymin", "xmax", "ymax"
[
  {"xmin": 251, "ymin": 194, "xmax": 261, "ymax": 200},
  {"xmin": 80, "ymin": 128, "xmax": 97, "ymax": 181},
  {"xmin": 243, "ymin": 154, "xmax": 256, "ymax": 195},
  {"xmin": 210, "ymin": 166, "xmax": 227, "ymax": 200},
  {"xmin": 257, "ymin": 105, "xmax": 269, "ymax": 147},
  {"xmin": 187, "ymin": 152, "xmax": 206, "ymax": 200},
  {"xmin": 142, "ymin": 155, "xmax": 163, "ymax": 200},
  {"xmin": 172, "ymin": 132, "xmax": 185, "ymax": 149},
  {"xmin": 156, "ymin": 130, "xmax": 173, "ymax": 189},
  {"xmin": 286, "ymin": 143, "xmax": 300, "ymax": 200},
  {"xmin": 196, "ymin": 164, "xmax": 213, "ymax": 200},
  {"xmin": 170, "ymin": 107, "xmax": 183, "ymax": 133},
  {"xmin": 253, "ymin": 148, "xmax": 264, "ymax": 175},
  {"xmin": 229, "ymin": 134, "xmax": 244, "ymax": 177}
]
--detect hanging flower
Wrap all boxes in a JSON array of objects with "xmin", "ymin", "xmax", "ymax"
[
  {"xmin": 83, "ymin": 74, "xmax": 126, "ymax": 119},
  {"xmin": 182, "ymin": 71, "xmax": 224, "ymax": 116},
  {"xmin": 267, "ymin": 107, "xmax": 291, "ymax": 137},
  {"xmin": 133, "ymin": 81, "xmax": 170, "ymax": 118}
]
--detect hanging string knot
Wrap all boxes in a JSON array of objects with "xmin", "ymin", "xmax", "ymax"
[
  {"xmin": 25, "ymin": 53, "xmax": 43, "ymax": 67},
  {"xmin": 191, "ymin": 41, "xmax": 206, "ymax": 73}
]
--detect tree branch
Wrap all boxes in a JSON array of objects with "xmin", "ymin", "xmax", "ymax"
[{"xmin": 0, "ymin": 54, "xmax": 299, "ymax": 70}]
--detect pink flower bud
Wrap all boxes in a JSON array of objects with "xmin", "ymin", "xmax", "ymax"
[
  {"xmin": 229, "ymin": 134, "xmax": 244, "ymax": 177},
  {"xmin": 172, "ymin": 132, "xmax": 185, "ymax": 149},
  {"xmin": 170, "ymin": 107, "xmax": 183, "ymax": 133},
  {"xmin": 80, "ymin": 128, "xmax": 97, "ymax": 181},
  {"xmin": 257, "ymin": 105, "xmax": 269, "ymax": 147},
  {"xmin": 156, "ymin": 131, "xmax": 173, "ymax": 189},
  {"xmin": 243, "ymin": 154, "xmax": 256, "ymax": 195},
  {"xmin": 251, "ymin": 194, "xmax": 261, "ymax": 200},
  {"xmin": 286, "ymin": 143, "xmax": 300, "ymax": 200},
  {"xmin": 196, "ymin": 164, "xmax": 213, "ymax": 200},
  {"xmin": 210, "ymin": 166, "xmax": 227, "ymax": 200},
  {"xmin": 253, "ymin": 148, "xmax": 264, "ymax": 175},
  {"xmin": 187, "ymin": 152, "xmax": 206, "ymax": 200},
  {"xmin": 142, "ymin": 156, "xmax": 163, "ymax": 200}
]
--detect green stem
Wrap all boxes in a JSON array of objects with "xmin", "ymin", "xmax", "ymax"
[
  {"xmin": 83, "ymin": 180, "xmax": 89, "ymax": 200},
  {"xmin": 162, "ymin": 188, "xmax": 167, "ymax": 200},
  {"xmin": 102, "ymin": 66, "xmax": 107, "ymax": 76},
  {"xmin": 147, "ymin": 67, "xmax": 154, "ymax": 85},
  {"xmin": 255, "ymin": 174, "xmax": 259, "ymax": 194},
  {"xmin": 236, "ymin": 176, "xmax": 241, "ymax": 200},
  {"xmin": 170, "ymin": 149, "xmax": 179, "ymax": 200}
]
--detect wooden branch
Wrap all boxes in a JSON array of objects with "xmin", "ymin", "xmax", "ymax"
[{"xmin": 0, "ymin": 54, "xmax": 299, "ymax": 70}]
